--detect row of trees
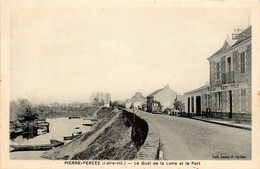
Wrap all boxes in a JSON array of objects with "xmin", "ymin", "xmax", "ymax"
[{"xmin": 90, "ymin": 92, "xmax": 111, "ymax": 107}]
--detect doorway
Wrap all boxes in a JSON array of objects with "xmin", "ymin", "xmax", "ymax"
[
  {"xmin": 188, "ymin": 97, "xmax": 190, "ymax": 113},
  {"xmin": 229, "ymin": 91, "xmax": 232, "ymax": 118},
  {"xmin": 196, "ymin": 96, "xmax": 201, "ymax": 116}
]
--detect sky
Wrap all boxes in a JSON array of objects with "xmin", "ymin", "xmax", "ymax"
[{"xmin": 10, "ymin": 6, "xmax": 250, "ymax": 104}]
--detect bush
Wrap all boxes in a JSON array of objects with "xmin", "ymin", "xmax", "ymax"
[
  {"xmin": 10, "ymin": 98, "xmax": 39, "ymax": 122},
  {"xmin": 16, "ymin": 105, "xmax": 39, "ymax": 122},
  {"xmin": 163, "ymin": 108, "xmax": 172, "ymax": 115}
]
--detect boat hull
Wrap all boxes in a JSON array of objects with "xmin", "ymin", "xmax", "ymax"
[{"xmin": 10, "ymin": 140, "xmax": 64, "ymax": 152}]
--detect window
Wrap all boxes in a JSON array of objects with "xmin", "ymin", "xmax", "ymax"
[
  {"xmin": 227, "ymin": 57, "xmax": 231, "ymax": 72},
  {"xmin": 240, "ymin": 52, "xmax": 245, "ymax": 73},
  {"xmin": 215, "ymin": 92, "xmax": 222, "ymax": 110},
  {"xmin": 241, "ymin": 89, "xmax": 247, "ymax": 112},
  {"xmin": 241, "ymin": 89, "xmax": 246, "ymax": 96},
  {"xmin": 216, "ymin": 62, "xmax": 220, "ymax": 79},
  {"xmin": 218, "ymin": 92, "xmax": 222, "ymax": 109}
]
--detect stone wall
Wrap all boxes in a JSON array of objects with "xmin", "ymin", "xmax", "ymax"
[
  {"xmin": 209, "ymin": 111, "xmax": 230, "ymax": 120},
  {"xmin": 232, "ymin": 113, "xmax": 251, "ymax": 122},
  {"xmin": 123, "ymin": 109, "xmax": 160, "ymax": 160}
]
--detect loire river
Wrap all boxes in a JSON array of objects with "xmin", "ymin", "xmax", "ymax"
[{"xmin": 10, "ymin": 117, "xmax": 92, "ymax": 160}]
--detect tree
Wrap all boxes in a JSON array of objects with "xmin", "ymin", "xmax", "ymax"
[
  {"xmin": 93, "ymin": 97, "xmax": 99, "ymax": 107},
  {"xmin": 100, "ymin": 99, "xmax": 105, "ymax": 106},
  {"xmin": 96, "ymin": 92, "xmax": 104, "ymax": 101},
  {"xmin": 17, "ymin": 105, "xmax": 39, "ymax": 122},
  {"xmin": 104, "ymin": 93, "xmax": 111, "ymax": 103},
  {"xmin": 173, "ymin": 99, "xmax": 184, "ymax": 112},
  {"xmin": 112, "ymin": 101, "xmax": 118, "ymax": 108},
  {"xmin": 10, "ymin": 98, "xmax": 39, "ymax": 122}
]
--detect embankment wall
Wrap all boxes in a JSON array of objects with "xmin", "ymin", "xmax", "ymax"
[{"xmin": 122, "ymin": 109, "xmax": 160, "ymax": 160}]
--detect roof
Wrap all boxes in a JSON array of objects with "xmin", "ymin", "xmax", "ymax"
[
  {"xmin": 208, "ymin": 26, "xmax": 251, "ymax": 60},
  {"xmin": 147, "ymin": 86, "xmax": 179, "ymax": 98},
  {"xmin": 131, "ymin": 92, "xmax": 145, "ymax": 100},
  {"xmin": 232, "ymin": 25, "xmax": 251, "ymax": 46},
  {"xmin": 146, "ymin": 88, "xmax": 164, "ymax": 98},
  {"xmin": 184, "ymin": 84, "xmax": 210, "ymax": 95}
]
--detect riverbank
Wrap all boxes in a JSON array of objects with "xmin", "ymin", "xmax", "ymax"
[
  {"xmin": 10, "ymin": 117, "xmax": 93, "ymax": 160},
  {"xmin": 71, "ymin": 113, "xmax": 138, "ymax": 160},
  {"xmin": 41, "ymin": 108, "xmax": 139, "ymax": 160},
  {"xmin": 41, "ymin": 107, "xmax": 117, "ymax": 159},
  {"xmin": 38, "ymin": 107, "xmax": 100, "ymax": 119},
  {"xmin": 10, "ymin": 107, "xmax": 100, "ymax": 139}
]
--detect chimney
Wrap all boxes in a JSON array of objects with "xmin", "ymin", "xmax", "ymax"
[
  {"xmin": 232, "ymin": 28, "xmax": 243, "ymax": 40},
  {"xmin": 164, "ymin": 84, "xmax": 169, "ymax": 89},
  {"xmin": 226, "ymin": 34, "xmax": 229, "ymax": 40}
]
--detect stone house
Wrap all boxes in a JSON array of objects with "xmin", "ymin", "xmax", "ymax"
[
  {"xmin": 125, "ymin": 101, "xmax": 132, "ymax": 109},
  {"xmin": 184, "ymin": 84, "xmax": 210, "ymax": 116},
  {"xmin": 207, "ymin": 26, "xmax": 251, "ymax": 122},
  {"xmin": 133, "ymin": 101, "xmax": 142, "ymax": 109},
  {"xmin": 125, "ymin": 92, "xmax": 146, "ymax": 109},
  {"xmin": 146, "ymin": 85, "xmax": 179, "ymax": 112}
]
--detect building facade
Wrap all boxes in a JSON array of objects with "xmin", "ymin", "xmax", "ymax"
[
  {"xmin": 184, "ymin": 84, "xmax": 210, "ymax": 116},
  {"xmin": 124, "ymin": 92, "xmax": 146, "ymax": 109},
  {"xmin": 146, "ymin": 85, "xmax": 179, "ymax": 112},
  {"xmin": 207, "ymin": 26, "xmax": 251, "ymax": 122}
]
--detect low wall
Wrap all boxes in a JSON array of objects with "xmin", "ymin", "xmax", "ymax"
[
  {"xmin": 232, "ymin": 113, "xmax": 251, "ymax": 122},
  {"xmin": 207, "ymin": 111, "xmax": 251, "ymax": 122},
  {"xmin": 192, "ymin": 111, "xmax": 251, "ymax": 122},
  {"xmin": 122, "ymin": 109, "xmax": 160, "ymax": 160}
]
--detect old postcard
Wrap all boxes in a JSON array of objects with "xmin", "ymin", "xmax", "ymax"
[{"xmin": 1, "ymin": 0, "xmax": 260, "ymax": 169}]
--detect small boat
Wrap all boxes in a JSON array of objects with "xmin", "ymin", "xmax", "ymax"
[
  {"xmin": 10, "ymin": 145, "xmax": 53, "ymax": 152},
  {"xmin": 69, "ymin": 116, "xmax": 80, "ymax": 119},
  {"xmin": 72, "ymin": 131, "xmax": 82, "ymax": 136},
  {"xmin": 10, "ymin": 129, "xmax": 24, "ymax": 139},
  {"xmin": 74, "ymin": 126, "xmax": 80, "ymax": 129},
  {"xmin": 10, "ymin": 140, "xmax": 64, "ymax": 152},
  {"xmin": 83, "ymin": 123, "xmax": 93, "ymax": 126},
  {"xmin": 38, "ymin": 128, "xmax": 47, "ymax": 133},
  {"xmin": 13, "ymin": 128, "xmax": 24, "ymax": 134},
  {"xmin": 83, "ymin": 123, "xmax": 94, "ymax": 126},
  {"xmin": 51, "ymin": 141, "xmax": 64, "ymax": 147},
  {"xmin": 63, "ymin": 134, "xmax": 81, "ymax": 140},
  {"xmin": 63, "ymin": 136, "xmax": 75, "ymax": 140},
  {"xmin": 50, "ymin": 139, "xmax": 63, "ymax": 144}
]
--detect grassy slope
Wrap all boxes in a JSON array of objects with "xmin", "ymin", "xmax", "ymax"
[
  {"xmin": 71, "ymin": 113, "xmax": 138, "ymax": 160},
  {"xmin": 41, "ymin": 107, "xmax": 119, "ymax": 159}
]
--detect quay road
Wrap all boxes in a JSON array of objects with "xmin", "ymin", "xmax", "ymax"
[{"xmin": 135, "ymin": 110, "xmax": 251, "ymax": 160}]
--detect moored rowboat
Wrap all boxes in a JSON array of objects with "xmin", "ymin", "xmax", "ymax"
[
  {"xmin": 69, "ymin": 116, "xmax": 80, "ymax": 119},
  {"xmin": 10, "ymin": 144, "xmax": 53, "ymax": 151},
  {"xmin": 83, "ymin": 123, "xmax": 93, "ymax": 126},
  {"xmin": 63, "ymin": 135, "xmax": 81, "ymax": 140},
  {"xmin": 10, "ymin": 140, "xmax": 64, "ymax": 152}
]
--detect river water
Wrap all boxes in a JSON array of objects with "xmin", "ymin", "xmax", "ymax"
[{"xmin": 10, "ymin": 117, "xmax": 92, "ymax": 160}]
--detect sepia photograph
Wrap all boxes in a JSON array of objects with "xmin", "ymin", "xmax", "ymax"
[{"xmin": 1, "ymin": 1, "xmax": 260, "ymax": 169}]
